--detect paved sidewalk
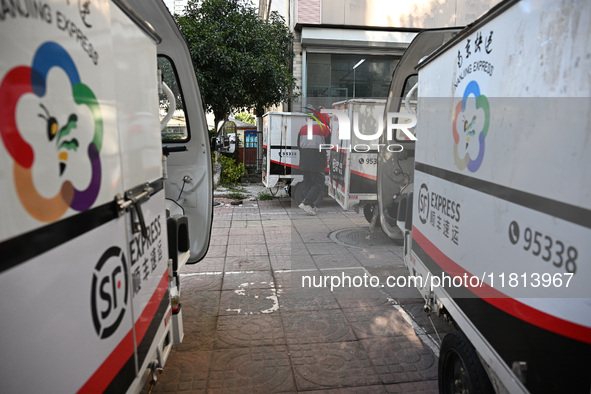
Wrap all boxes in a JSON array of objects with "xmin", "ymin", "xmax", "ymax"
[{"xmin": 144, "ymin": 195, "xmax": 454, "ymax": 393}]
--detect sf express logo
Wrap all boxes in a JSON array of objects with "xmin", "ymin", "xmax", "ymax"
[
  {"xmin": 91, "ymin": 247, "xmax": 128, "ymax": 339},
  {"xmin": 417, "ymin": 183, "xmax": 462, "ymax": 225},
  {"xmin": 418, "ymin": 183, "xmax": 429, "ymax": 224}
]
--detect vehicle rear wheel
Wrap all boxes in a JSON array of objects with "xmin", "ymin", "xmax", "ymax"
[
  {"xmin": 439, "ymin": 332, "xmax": 494, "ymax": 394},
  {"xmin": 363, "ymin": 203, "xmax": 380, "ymax": 225}
]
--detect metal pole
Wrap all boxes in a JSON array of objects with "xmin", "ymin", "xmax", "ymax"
[
  {"xmin": 256, "ymin": 115, "xmax": 263, "ymax": 173},
  {"xmin": 352, "ymin": 59, "xmax": 365, "ymax": 99}
]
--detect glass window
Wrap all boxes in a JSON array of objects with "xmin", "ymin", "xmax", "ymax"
[
  {"xmin": 396, "ymin": 74, "xmax": 418, "ymax": 141},
  {"xmin": 159, "ymin": 56, "xmax": 189, "ymax": 142},
  {"xmin": 306, "ymin": 53, "xmax": 399, "ymax": 109}
]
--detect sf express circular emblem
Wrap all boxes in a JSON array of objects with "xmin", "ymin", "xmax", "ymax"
[
  {"xmin": 91, "ymin": 246, "xmax": 128, "ymax": 339},
  {"xmin": 418, "ymin": 183, "xmax": 429, "ymax": 224}
]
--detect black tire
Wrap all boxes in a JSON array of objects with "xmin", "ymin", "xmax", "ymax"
[
  {"xmin": 439, "ymin": 332, "xmax": 494, "ymax": 394},
  {"xmin": 363, "ymin": 203, "xmax": 381, "ymax": 225}
]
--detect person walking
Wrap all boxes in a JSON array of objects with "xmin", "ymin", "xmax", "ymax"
[{"xmin": 297, "ymin": 113, "xmax": 330, "ymax": 215}]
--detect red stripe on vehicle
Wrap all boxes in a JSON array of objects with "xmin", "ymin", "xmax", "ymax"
[
  {"xmin": 270, "ymin": 159, "xmax": 299, "ymax": 169},
  {"xmin": 350, "ymin": 170, "xmax": 377, "ymax": 181},
  {"xmin": 134, "ymin": 273, "xmax": 169, "ymax": 346},
  {"xmin": 413, "ymin": 226, "xmax": 591, "ymax": 344},
  {"xmin": 77, "ymin": 272, "xmax": 169, "ymax": 393}
]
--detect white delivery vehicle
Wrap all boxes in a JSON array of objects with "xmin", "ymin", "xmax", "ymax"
[
  {"xmin": 328, "ymin": 99, "xmax": 385, "ymax": 224},
  {"xmin": 262, "ymin": 112, "xmax": 306, "ymax": 192},
  {"xmin": 0, "ymin": 0, "xmax": 212, "ymax": 392},
  {"xmin": 378, "ymin": 1, "xmax": 591, "ymax": 392},
  {"xmin": 262, "ymin": 111, "xmax": 326, "ymax": 205}
]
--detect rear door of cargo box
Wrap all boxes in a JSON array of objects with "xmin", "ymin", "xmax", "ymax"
[{"xmin": 0, "ymin": 1, "xmax": 169, "ymax": 392}]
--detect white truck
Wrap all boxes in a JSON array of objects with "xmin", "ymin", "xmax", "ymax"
[
  {"xmin": 378, "ymin": 0, "xmax": 590, "ymax": 392},
  {"xmin": 0, "ymin": 0, "xmax": 212, "ymax": 392},
  {"xmin": 327, "ymin": 99, "xmax": 385, "ymax": 224},
  {"xmin": 262, "ymin": 111, "xmax": 327, "ymax": 205},
  {"xmin": 262, "ymin": 111, "xmax": 307, "ymax": 192}
]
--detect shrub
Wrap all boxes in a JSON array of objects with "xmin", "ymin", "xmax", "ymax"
[
  {"xmin": 227, "ymin": 192, "xmax": 246, "ymax": 200},
  {"xmin": 218, "ymin": 154, "xmax": 246, "ymax": 185},
  {"xmin": 257, "ymin": 191, "xmax": 274, "ymax": 200}
]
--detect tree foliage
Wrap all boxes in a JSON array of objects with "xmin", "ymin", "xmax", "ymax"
[
  {"xmin": 176, "ymin": 0, "xmax": 297, "ymax": 127},
  {"xmin": 158, "ymin": 57, "xmax": 183, "ymax": 111},
  {"xmin": 234, "ymin": 111, "xmax": 256, "ymax": 125}
]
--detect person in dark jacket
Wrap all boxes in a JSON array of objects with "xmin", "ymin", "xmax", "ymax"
[{"xmin": 297, "ymin": 113, "xmax": 330, "ymax": 215}]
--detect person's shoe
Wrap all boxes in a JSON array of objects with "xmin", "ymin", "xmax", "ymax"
[{"xmin": 298, "ymin": 203, "xmax": 316, "ymax": 215}]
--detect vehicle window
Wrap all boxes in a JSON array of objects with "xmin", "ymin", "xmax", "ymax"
[
  {"xmin": 396, "ymin": 74, "xmax": 418, "ymax": 141},
  {"xmin": 159, "ymin": 56, "xmax": 189, "ymax": 142}
]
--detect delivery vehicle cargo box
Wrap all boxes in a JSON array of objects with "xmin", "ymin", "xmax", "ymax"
[
  {"xmin": 328, "ymin": 99, "xmax": 385, "ymax": 211},
  {"xmin": 262, "ymin": 111, "xmax": 309, "ymax": 188}
]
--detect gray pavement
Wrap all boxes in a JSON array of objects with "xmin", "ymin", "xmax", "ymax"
[{"xmin": 144, "ymin": 191, "xmax": 454, "ymax": 393}]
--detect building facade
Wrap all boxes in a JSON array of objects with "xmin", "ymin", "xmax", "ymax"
[
  {"xmin": 263, "ymin": 0, "xmax": 501, "ymax": 112},
  {"xmin": 163, "ymin": 0, "xmax": 189, "ymax": 15}
]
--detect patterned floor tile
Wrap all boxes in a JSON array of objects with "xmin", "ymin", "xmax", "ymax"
[
  {"xmin": 306, "ymin": 242, "xmax": 353, "ymax": 256},
  {"xmin": 222, "ymin": 270, "xmax": 275, "ymax": 291},
  {"xmin": 224, "ymin": 255, "xmax": 271, "ymax": 272},
  {"xmin": 282, "ymin": 309, "xmax": 357, "ymax": 345},
  {"xmin": 229, "ymin": 227, "xmax": 265, "ymax": 236},
  {"xmin": 332, "ymin": 285, "xmax": 395, "ymax": 309},
  {"xmin": 177, "ymin": 292, "xmax": 219, "ymax": 351},
  {"xmin": 228, "ymin": 234, "xmax": 267, "ymax": 245},
  {"xmin": 269, "ymin": 254, "xmax": 317, "ymax": 271},
  {"xmin": 360, "ymin": 337, "xmax": 438, "ymax": 384},
  {"xmin": 289, "ymin": 341, "xmax": 380, "ymax": 390},
  {"xmin": 273, "ymin": 269, "xmax": 320, "ymax": 288},
  {"xmin": 218, "ymin": 287, "xmax": 283, "ymax": 316},
  {"xmin": 304, "ymin": 385, "xmax": 387, "ymax": 394},
  {"xmin": 230, "ymin": 220, "xmax": 263, "ymax": 229},
  {"xmin": 204, "ymin": 243, "xmax": 227, "ymax": 258},
  {"xmin": 342, "ymin": 307, "xmax": 417, "ymax": 339},
  {"xmin": 226, "ymin": 243, "xmax": 268, "ymax": 257},
  {"xmin": 278, "ymin": 286, "xmax": 340, "ymax": 311},
  {"xmin": 313, "ymin": 254, "xmax": 363, "ymax": 269},
  {"xmin": 214, "ymin": 314, "xmax": 285, "ymax": 349},
  {"xmin": 180, "ymin": 272, "xmax": 223, "ymax": 292},
  {"xmin": 300, "ymin": 231, "xmax": 333, "ymax": 243},
  {"xmin": 143, "ymin": 197, "xmax": 442, "ymax": 393},
  {"xmin": 208, "ymin": 346, "xmax": 296, "ymax": 393},
  {"xmin": 384, "ymin": 380, "xmax": 438, "ymax": 393}
]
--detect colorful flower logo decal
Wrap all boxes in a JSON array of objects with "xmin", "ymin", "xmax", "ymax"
[
  {"xmin": 0, "ymin": 42, "xmax": 103, "ymax": 222},
  {"xmin": 452, "ymin": 80, "xmax": 490, "ymax": 172}
]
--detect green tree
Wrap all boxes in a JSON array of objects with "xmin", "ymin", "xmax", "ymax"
[
  {"xmin": 234, "ymin": 111, "xmax": 256, "ymax": 125},
  {"xmin": 176, "ymin": 0, "xmax": 296, "ymax": 129}
]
